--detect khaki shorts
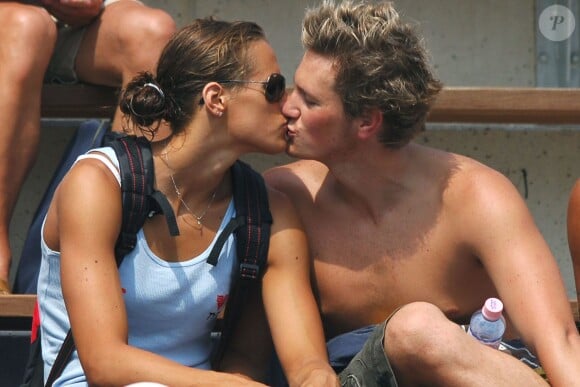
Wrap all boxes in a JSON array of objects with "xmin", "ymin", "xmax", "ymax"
[
  {"xmin": 44, "ymin": 0, "xmax": 127, "ymax": 84},
  {"xmin": 338, "ymin": 320, "xmax": 398, "ymax": 387}
]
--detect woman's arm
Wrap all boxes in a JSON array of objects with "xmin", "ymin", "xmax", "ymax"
[
  {"xmin": 54, "ymin": 159, "xmax": 267, "ymax": 386},
  {"xmin": 216, "ymin": 283, "xmax": 274, "ymax": 383}
]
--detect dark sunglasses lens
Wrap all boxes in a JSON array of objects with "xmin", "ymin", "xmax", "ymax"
[{"xmin": 264, "ymin": 74, "xmax": 286, "ymax": 102}]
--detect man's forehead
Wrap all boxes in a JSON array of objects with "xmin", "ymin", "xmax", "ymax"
[
  {"xmin": 296, "ymin": 51, "xmax": 337, "ymax": 91},
  {"xmin": 300, "ymin": 50, "xmax": 335, "ymax": 72}
]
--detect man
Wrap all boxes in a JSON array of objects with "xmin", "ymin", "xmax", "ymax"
[
  {"xmin": 265, "ymin": 1, "xmax": 580, "ymax": 385},
  {"xmin": 0, "ymin": 0, "xmax": 176, "ymax": 294}
]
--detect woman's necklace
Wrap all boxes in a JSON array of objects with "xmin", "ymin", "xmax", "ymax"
[{"xmin": 163, "ymin": 152, "xmax": 217, "ymax": 228}]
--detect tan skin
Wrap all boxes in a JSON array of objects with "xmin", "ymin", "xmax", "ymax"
[
  {"xmin": 43, "ymin": 41, "xmax": 337, "ymax": 386},
  {"xmin": 0, "ymin": 0, "xmax": 174, "ymax": 292},
  {"xmin": 568, "ymin": 178, "xmax": 580, "ymax": 313},
  {"xmin": 265, "ymin": 50, "xmax": 580, "ymax": 386},
  {"xmin": 40, "ymin": 0, "xmax": 103, "ymax": 27}
]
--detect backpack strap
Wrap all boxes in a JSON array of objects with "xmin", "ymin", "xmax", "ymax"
[
  {"xmin": 44, "ymin": 135, "xmax": 177, "ymax": 387},
  {"xmin": 210, "ymin": 160, "xmax": 272, "ymax": 366},
  {"xmin": 229, "ymin": 161, "xmax": 272, "ymax": 279},
  {"xmin": 108, "ymin": 136, "xmax": 180, "ymax": 264},
  {"xmin": 207, "ymin": 160, "xmax": 272, "ymax": 268},
  {"xmin": 44, "ymin": 330, "xmax": 75, "ymax": 386}
]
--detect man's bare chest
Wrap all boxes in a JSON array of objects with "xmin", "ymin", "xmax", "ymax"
[{"xmin": 307, "ymin": 214, "xmax": 495, "ymax": 336}]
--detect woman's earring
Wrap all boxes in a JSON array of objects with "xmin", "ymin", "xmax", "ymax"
[{"xmin": 217, "ymin": 111, "xmax": 223, "ymax": 117}]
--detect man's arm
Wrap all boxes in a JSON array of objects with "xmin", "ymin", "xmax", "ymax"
[
  {"xmin": 260, "ymin": 186, "xmax": 338, "ymax": 387},
  {"xmin": 567, "ymin": 178, "xmax": 580, "ymax": 311},
  {"xmin": 454, "ymin": 164, "xmax": 580, "ymax": 386}
]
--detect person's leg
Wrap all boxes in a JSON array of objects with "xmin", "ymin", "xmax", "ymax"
[
  {"xmin": 74, "ymin": 0, "xmax": 175, "ymax": 132},
  {"xmin": 338, "ymin": 322, "xmax": 398, "ymax": 387},
  {"xmin": 0, "ymin": 3, "xmax": 57, "ymax": 293},
  {"xmin": 385, "ymin": 302, "xmax": 547, "ymax": 387}
]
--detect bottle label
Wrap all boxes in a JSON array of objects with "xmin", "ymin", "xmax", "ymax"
[
  {"xmin": 467, "ymin": 327, "xmax": 502, "ymax": 349},
  {"xmin": 479, "ymin": 339, "xmax": 501, "ymax": 349}
]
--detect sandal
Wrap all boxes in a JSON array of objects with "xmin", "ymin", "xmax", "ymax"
[{"xmin": 0, "ymin": 278, "xmax": 10, "ymax": 295}]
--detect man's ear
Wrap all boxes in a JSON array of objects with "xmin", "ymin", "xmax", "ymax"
[
  {"xmin": 201, "ymin": 82, "xmax": 226, "ymax": 117},
  {"xmin": 356, "ymin": 107, "xmax": 383, "ymax": 140}
]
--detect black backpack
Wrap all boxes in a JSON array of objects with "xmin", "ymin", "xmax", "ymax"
[{"xmin": 21, "ymin": 134, "xmax": 272, "ymax": 386}]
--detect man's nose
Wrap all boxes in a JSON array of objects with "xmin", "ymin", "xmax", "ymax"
[{"xmin": 281, "ymin": 89, "xmax": 299, "ymax": 118}]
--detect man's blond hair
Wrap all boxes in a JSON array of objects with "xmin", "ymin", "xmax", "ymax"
[{"xmin": 302, "ymin": 0, "xmax": 442, "ymax": 147}]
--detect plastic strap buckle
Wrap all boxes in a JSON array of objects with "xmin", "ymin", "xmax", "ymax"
[{"xmin": 240, "ymin": 263, "xmax": 259, "ymax": 280}]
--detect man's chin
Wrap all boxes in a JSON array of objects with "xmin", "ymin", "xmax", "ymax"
[{"xmin": 284, "ymin": 142, "xmax": 299, "ymax": 157}]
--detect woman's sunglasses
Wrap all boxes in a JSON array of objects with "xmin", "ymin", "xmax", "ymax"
[{"xmin": 218, "ymin": 73, "xmax": 286, "ymax": 103}]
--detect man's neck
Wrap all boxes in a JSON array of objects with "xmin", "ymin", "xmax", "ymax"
[{"xmin": 325, "ymin": 142, "xmax": 422, "ymax": 222}]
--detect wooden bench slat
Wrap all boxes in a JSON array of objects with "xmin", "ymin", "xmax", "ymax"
[
  {"xmin": 41, "ymin": 85, "xmax": 580, "ymax": 124},
  {"xmin": 429, "ymin": 87, "xmax": 580, "ymax": 124},
  {"xmin": 0, "ymin": 295, "xmax": 36, "ymax": 318},
  {"xmin": 41, "ymin": 84, "xmax": 118, "ymax": 118}
]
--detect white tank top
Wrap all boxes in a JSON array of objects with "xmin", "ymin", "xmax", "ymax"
[{"xmin": 37, "ymin": 147, "xmax": 237, "ymax": 385}]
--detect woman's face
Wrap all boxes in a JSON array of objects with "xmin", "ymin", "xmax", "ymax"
[{"xmin": 224, "ymin": 40, "xmax": 288, "ymax": 155}]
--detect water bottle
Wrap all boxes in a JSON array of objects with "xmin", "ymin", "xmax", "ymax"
[{"xmin": 467, "ymin": 297, "xmax": 506, "ymax": 349}]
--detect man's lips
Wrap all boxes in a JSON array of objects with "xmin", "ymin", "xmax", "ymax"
[{"xmin": 285, "ymin": 126, "xmax": 296, "ymax": 141}]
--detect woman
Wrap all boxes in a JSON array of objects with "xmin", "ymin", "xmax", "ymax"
[{"xmin": 38, "ymin": 18, "xmax": 337, "ymax": 386}]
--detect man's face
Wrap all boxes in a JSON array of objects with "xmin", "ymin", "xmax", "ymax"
[{"xmin": 283, "ymin": 50, "xmax": 354, "ymax": 161}]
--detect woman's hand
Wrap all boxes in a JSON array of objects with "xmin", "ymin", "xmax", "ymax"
[{"xmin": 291, "ymin": 362, "xmax": 340, "ymax": 387}]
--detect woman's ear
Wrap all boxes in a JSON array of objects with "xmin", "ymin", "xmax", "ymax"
[
  {"xmin": 357, "ymin": 107, "xmax": 383, "ymax": 140},
  {"xmin": 201, "ymin": 82, "xmax": 226, "ymax": 117}
]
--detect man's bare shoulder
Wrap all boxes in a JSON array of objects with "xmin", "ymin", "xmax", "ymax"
[
  {"xmin": 263, "ymin": 160, "xmax": 328, "ymax": 200},
  {"xmin": 438, "ymin": 152, "xmax": 539, "ymax": 254},
  {"xmin": 410, "ymin": 146, "xmax": 515, "ymax": 208},
  {"xmin": 443, "ymin": 153, "xmax": 523, "ymax": 208}
]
